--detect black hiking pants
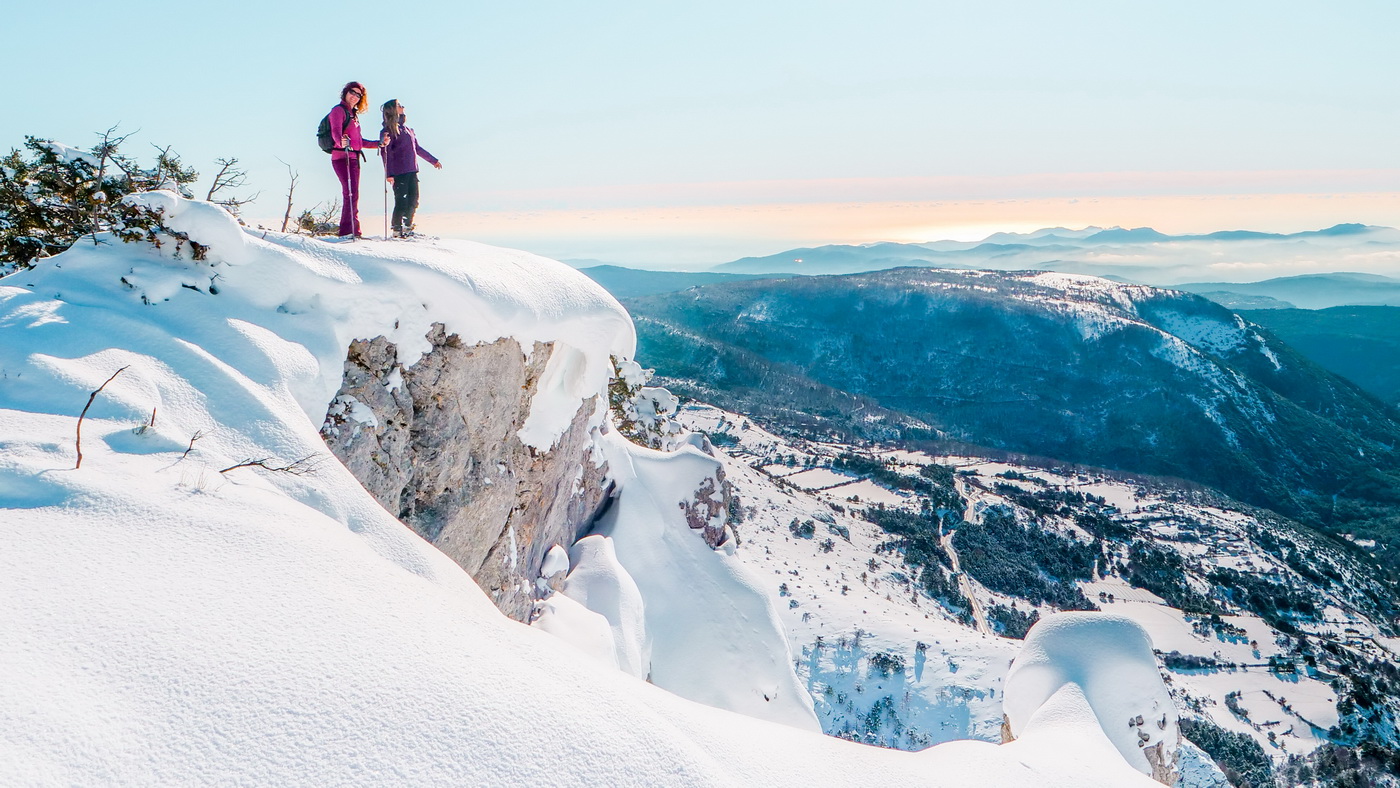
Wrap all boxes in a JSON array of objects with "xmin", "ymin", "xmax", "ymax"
[{"xmin": 390, "ymin": 172, "xmax": 420, "ymax": 232}]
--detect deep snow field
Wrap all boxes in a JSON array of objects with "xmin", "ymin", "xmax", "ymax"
[{"xmin": 0, "ymin": 193, "xmax": 1172, "ymax": 786}]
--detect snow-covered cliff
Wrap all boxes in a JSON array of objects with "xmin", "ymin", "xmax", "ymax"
[{"xmin": 0, "ymin": 193, "xmax": 1175, "ymax": 785}]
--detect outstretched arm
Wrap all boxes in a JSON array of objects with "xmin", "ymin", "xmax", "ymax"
[{"xmin": 415, "ymin": 142, "xmax": 441, "ymax": 169}]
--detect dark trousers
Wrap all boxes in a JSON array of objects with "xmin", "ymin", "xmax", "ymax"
[
  {"xmin": 332, "ymin": 155, "xmax": 361, "ymax": 237},
  {"xmin": 390, "ymin": 172, "xmax": 420, "ymax": 232}
]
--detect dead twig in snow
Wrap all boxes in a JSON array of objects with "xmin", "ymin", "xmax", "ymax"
[
  {"xmin": 178, "ymin": 430, "xmax": 206, "ymax": 462},
  {"xmin": 218, "ymin": 454, "xmax": 323, "ymax": 476},
  {"xmin": 75, "ymin": 365, "xmax": 130, "ymax": 469}
]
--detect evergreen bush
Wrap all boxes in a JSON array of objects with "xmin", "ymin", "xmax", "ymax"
[{"xmin": 0, "ymin": 134, "xmax": 200, "ymax": 276}]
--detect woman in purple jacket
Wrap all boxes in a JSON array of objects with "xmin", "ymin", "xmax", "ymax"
[
  {"xmin": 328, "ymin": 81, "xmax": 382, "ymax": 238},
  {"xmin": 379, "ymin": 99, "xmax": 442, "ymax": 238}
]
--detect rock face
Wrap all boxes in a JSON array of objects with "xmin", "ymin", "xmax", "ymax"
[{"xmin": 321, "ymin": 323, "xmax": 612, "ymax": 621}]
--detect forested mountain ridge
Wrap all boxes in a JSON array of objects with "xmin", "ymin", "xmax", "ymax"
[{"xmin": 625, "ymin": 268, "xmax": 1400, "ymax": 568}]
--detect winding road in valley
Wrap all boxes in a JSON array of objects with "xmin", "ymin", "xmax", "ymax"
[{"xmin": 939, "ymin": 514, "xmax": 992, "ymax": 636}]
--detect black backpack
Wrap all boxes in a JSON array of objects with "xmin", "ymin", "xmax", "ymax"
[{"xmin": 316, "ymin": 106, "xmax": 351, "ymax": 154}]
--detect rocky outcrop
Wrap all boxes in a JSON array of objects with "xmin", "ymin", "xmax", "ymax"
[
  {"xmin": 676, "ymin": 448, "xmax": 734, "ymax": 549},
  {"xmin": 321, "ymin": 323, "xmax": 612, "ymax": 621}
]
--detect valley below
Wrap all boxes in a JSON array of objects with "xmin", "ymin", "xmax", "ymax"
[
  {"xmin": 678, "ymin": 401, "xmax": 1400, "ymax": 786},
  {"xmin": 593, "ymin": 262, "xmax": 1400, "ymax": 786}
]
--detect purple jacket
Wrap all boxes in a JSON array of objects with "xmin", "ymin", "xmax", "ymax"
[
  {"xmin": 328, "ymin": 104, "xmax": 381, "ymax": 161},
  {"xmin": 379, "ymin": 124, "xmax": 438, "ymax": 177}
]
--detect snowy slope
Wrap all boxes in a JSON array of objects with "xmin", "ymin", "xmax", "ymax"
[{"xmin": 0, "ymin": 194, "xmax": 1168, "ymax": 786}]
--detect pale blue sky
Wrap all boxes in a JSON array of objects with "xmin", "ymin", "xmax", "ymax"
[{"xmin": 8, "ymin": 1, "xmax": 1400, "ymax": 263}]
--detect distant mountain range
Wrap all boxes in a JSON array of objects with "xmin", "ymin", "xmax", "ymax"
[
  {"xmin": 975, "ymin": 223, "xmax": 1375, "ymax": 247},
  {"xmin": 1174, "ymin": 272, "xmax": 1400, "ymax": 310},
  {"xmin": 705, "ymin": 224, "xmax": 1400, "ymax": 284},
  {"xmin": 623, "ymin": 268, "xmax": 1400, "ymax": 566}
]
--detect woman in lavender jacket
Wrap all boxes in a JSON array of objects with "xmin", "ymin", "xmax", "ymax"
[
  {"xmin": 379, "ymin": 99, "xmax": 442, "ymax": 238},
  {"xmin": 328, "ymin": 81, "xmax": 382, "ymax": 238}
]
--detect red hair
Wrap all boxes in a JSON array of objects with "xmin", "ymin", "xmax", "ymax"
[{"xmin": 340, "ymin": 81, "xmax": 368, "ymax": 115}]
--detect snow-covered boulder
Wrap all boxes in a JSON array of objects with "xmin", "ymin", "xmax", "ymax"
[{"xmin": 1003, "ymin": 613, "xmax": 1180, "ymax": 784}]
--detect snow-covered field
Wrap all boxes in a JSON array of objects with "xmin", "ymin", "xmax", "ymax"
[{"xmin": 0, "ymin": 194, "xmax": 1172, "ymax": 786}]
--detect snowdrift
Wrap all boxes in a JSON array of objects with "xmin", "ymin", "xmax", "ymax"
[
  {"xmin": 0, "ymin": 194, "xmax": 1167, "ymax": 786},
  {"xmin": 1006, "ymin": 613, "xmax": 1180, "ymax": 783}
]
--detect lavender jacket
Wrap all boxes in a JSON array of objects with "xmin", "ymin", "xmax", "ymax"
[
  {"xmin": 328, "ymin": 104, "xmax": 381, "ymax": 161},
  {"xmin": 379, "ymin": 124, "xmax": 439, "ymax": 177}
]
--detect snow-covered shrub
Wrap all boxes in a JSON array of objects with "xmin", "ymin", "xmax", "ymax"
[
  {"xmin": 0, "ymin": 135, "xmax": 199, "ymax": 275},
  {"xmin": 607, "ymin": 358, "xmax": 684, "ymax": 450},
  {"xmin": 295, "ymin": 201, "xmax": 340, "ymax": 236}
]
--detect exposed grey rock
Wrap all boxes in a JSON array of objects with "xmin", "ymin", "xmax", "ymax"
[
  {"xmin": 321, "ymin": 323, "xmax": 612, "ymax": 621},
  {"xmin": 1142, "ymin": 737, "xmax": 1181, "ymax": 787},
  {"xmin": 679, "ymin": 465, "xmax": 731, "ymax": 549}
]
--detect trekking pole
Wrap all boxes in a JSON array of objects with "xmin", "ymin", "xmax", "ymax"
[{"xmin": 382, "ymin": 143, "xmax": 389, "ymax": 239}]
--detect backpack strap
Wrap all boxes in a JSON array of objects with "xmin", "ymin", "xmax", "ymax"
[
  {"xmin": 337, "ymin": 103, "xmax": 370, "ymax": 160},
  {"xmin": 336, "ymin": 104, "xmax": 354, "ymax": 151}
]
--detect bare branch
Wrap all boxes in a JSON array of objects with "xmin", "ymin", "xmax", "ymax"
[
  {"xmin": 75, "ymin": 365, "xmax": 130, "ymax": 469},
  {"xmin": 93, "ymin": 125, "xmax": 135, "ymax": 158},
  {"xmin": 218, "ymin": 454, "xmax": 323, "ymax": 476},
  {"xmin": 277, "ymin": 158, "xmax": 299, "ymax": 233},
  {"xmin": 206, "ymin": 158, "xmax": 236, "ymax": 201},
  {"xmin": 205, "ymin": 157, "xmax": 258, "ymax": 213},
  {"xmin": 178, "ymin": 430, "xmax": 206, "ymax": 462},
  {"xmin": 216, "ymin": 191, "xmax": 260, "ymax": 211},
  {"xmin": 150, "ymin": 143, "xmax": 172, "ymax": 163},
  {"xmin": 89, "ymin": 125, "xmax": 134, "ymax": 246},
  {"xmin": 150, "ymin": 144, "xmax": 174, "ymax": 189}
]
